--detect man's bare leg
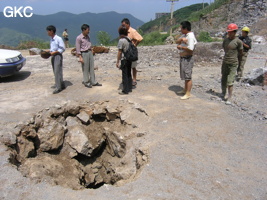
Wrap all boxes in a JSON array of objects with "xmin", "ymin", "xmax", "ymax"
[{"xmin": 181, "ymin": 80, "xmax": 192, "ymax": 100}]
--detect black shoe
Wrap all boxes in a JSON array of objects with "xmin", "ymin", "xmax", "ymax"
[
  {"xmin": 84, "ymin": 84, "xmax": 92, "ymax": 88},
  {"xmin": 52, "ymin": 84, "xmax": 65, "ymax": 89},
  {"xmin": 92, "ymin": 82, "xmax": 102, "ymax": 86},
  {"xmin": 61, "ymin": 84, "xmax": 66, "ymax": 90},
  {"xmin": 83, "ymin": 82, "xmax": 92, "ymax": 88},
  {"xmin": 53, "ymin": 89, "xmax": 62, "ymax": 94},
  {"xmin": 119, "ymin": 91, "xmax": 128, "ymax": 95}
]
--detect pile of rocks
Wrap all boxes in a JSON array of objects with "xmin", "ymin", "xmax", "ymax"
[{"xmin": 3, "ymin": 100, "xmax": 149, "ymax": 190}]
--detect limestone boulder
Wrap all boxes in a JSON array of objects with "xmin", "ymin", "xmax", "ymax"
[
  {"xmin": 66, "ymin": 124, "xmax": 105, "ymax": 157},
  {"xmin": 66, "ymin": 126, "xmax": 91, "ymax": 156},
  {"xmin": 37, "ymin": 119, "xmax": 65, "ymax": 152},
  {"xmin": 245, "ymin": 67, "xmax": 267, "ymax": 85},
  {"xmin": 65, "ymin": 116, "xmax": 80, "ymax": 127}
]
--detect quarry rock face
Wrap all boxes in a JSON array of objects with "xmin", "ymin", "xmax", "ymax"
[
  {"xmin": 6, "ymin": 100, "xmax": 149, "ymax": 189},
  {"xmin": 191, "ymin": 0, "xmax": 267, "ymax": 36}
]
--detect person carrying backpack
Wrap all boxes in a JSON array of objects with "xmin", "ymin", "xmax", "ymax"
[
  {"xmin": 116, "ymin": 25, "xmax": 133, "ymax": 95},
  {"xmin": 121, "ymin": 18, "xmax": 143, "ymax": 87}
]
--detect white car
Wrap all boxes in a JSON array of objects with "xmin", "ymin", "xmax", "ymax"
[{"xmin": 0, "ymin": 49, "xmax": 26, "ymax": 77}]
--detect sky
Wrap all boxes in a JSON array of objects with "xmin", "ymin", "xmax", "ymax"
[{"xmin": 0, "ymin": 0, "xmax": 214, "ymax": 22}]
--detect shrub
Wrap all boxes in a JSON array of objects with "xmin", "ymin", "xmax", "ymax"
[
  {"xmin": 141, "ymin": 31, "xmax": 169, "ymax": 46},
  {"xmin": 17, "ymin": 40, "xmax": 49, "ymax": 50},
  {"xmin": 198, "ymin": 31, "xmax": 213, "ymax": 42}
]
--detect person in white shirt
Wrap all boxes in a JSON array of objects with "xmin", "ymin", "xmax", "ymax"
[
  {"xmin": 177, "ymin": 21, "xmax": 197, "ymax": 100},
  {"xmin": 46, "ymin": 25, "xmax": 65, "ymax": 94}
]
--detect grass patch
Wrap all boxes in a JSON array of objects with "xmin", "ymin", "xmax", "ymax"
[
  {"xmin": 140, "ymin": 31, "xmax": 169, "ymax": 46},
  {"xmin": 188, "ymin": 0, "xmax": 230, "ymax": 22}
]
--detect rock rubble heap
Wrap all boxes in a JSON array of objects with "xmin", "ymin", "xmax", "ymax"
[{"xmin": 4, "ymin": 100, "xmax": 149, "ymax": 190}]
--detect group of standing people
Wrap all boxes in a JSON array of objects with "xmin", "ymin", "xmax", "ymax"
[
  {"xmin": 45, "ymin": 19, "xmax": 251, "ymax": 105},
  {"xmin": 176, "ymin": 21, "xmax": 251, "ymax": 104},
  {"xmin": 45, "ymin": 24, "xmax": 102, "ymax": 94},
  {"xmin": 116, "ymin": 18, "xmax": 143, "ymax": 95},
  {"xmin": 45, "ymin": 18, "xmax": 143, "ymax": 95}
]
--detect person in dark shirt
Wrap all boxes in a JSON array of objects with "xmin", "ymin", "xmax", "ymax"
[
  {"xmin": 221, "ymin": 23, "xmax": 243, "ymax": 105},
  {"xmin": 237, "ymin": 26, "xmax": 252, "ymax": 80}
]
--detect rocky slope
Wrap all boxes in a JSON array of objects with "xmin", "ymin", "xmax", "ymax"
[{"xmin": 192, "ymin": 0, "xmax": 267, "ymax": 36}]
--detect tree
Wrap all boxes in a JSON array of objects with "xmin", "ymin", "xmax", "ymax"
[{"xmin": 97, "ymin": 31, "xmax": 111, "ymax": 46}]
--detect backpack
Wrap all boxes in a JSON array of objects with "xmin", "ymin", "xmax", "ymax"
[{"xmin": 123, "ymin": 37, "xmax": 138, "ymax": 62}]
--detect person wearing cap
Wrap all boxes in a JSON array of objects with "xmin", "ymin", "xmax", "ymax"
[
  {"xmin": 221, "ymin": 23, "xmax": 243, "ymax": 105},
  {"xmin": 237, "ymin": 26, "xmax": 252, "ymax": 80}
]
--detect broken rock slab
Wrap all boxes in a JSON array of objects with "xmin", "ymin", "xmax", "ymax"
[
  {"xmin": 77, "ymin": 110, "xmax": 91, "ymax": 124},
  {"xmin": 104, "ymin": 129, "xmax": 126, "ymax": 158}
]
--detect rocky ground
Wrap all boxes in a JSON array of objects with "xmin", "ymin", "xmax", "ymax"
[{"xmin": 0, "ymin": 43, "xmax": 266, "ymax": 200}]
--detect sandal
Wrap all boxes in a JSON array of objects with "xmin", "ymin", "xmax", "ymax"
[{"xmin": 132, "ymin": 81, "xmax": 137, "ymax": 86}]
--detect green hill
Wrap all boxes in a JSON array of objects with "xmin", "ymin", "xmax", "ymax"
[
  {"xmin": 140, "ymin": 3, "xmax": 208, "ymax": 34},
  {"xmin": 0, "ymin": 11, "xmax": 144, "ymax": 47},
  {"xmin": 0, "ymin": 28, "xmax": 32, "ymax": 47}
]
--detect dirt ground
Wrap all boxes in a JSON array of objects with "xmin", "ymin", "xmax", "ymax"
[{"xmin": 0, "ymin": 44, "xmax": 266, "ymax": 200}]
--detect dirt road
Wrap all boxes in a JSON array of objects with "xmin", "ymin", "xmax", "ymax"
[{"xmin": 0, "ymin": 44, "xmax": 266, "ymax": 200}]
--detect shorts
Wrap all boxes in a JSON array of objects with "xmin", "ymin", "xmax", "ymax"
[
  {"xmin": 131, "ymin": 61, "xmax": 137, "ymax": 69},
  {"xmin": 221, "ymin": 62, "xmax": 238, "ymax": 86},
  {"xmin": 180, "ymin": 56, "xmax": 194, "ymax": 80}
]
